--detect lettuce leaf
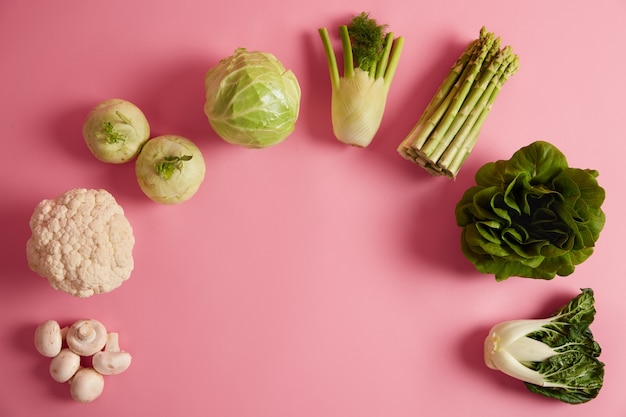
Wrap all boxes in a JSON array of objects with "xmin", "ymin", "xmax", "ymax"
[{"xmin": 455, "ymin": 141, "xmax": 606, "ymax": 281}]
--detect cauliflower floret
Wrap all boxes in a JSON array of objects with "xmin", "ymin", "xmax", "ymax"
[{"xmin": 26, "ymin": 188, "xmax": 135, "ymax": 297}]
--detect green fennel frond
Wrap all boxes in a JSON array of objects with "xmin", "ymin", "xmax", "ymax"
[
  {"xmin": 347, "ymin": 12, "xmax": 387, "ymax": 74},
  {"xmin": 318, "ymin": 12, "xmax": 403, "ymax": 88}
]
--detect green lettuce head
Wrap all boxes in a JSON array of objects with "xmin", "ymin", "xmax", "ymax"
[
  {"xmin": 204, "ymin": 48, "xmax": 301, "ymax": 148},
  {"xmin": 455, "ymin": 141, "xmax": 606, "ymax": 281}
]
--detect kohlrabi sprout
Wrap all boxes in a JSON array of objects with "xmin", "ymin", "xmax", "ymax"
[
  {"xmin": 204, "ymin": 48, "xmax": 301, "ymax": 148},
  {"xmin": 135, "ymin": 135, "xmax": 206, "ymax": 204},
  {"xmin": 83, "ymin": 98, "xmax": 150, "ymax": 163}
]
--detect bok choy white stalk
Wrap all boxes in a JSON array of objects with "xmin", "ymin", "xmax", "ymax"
[{"xmin": 319, "ymin": 13, "xmax": 404, "ymax": 147}]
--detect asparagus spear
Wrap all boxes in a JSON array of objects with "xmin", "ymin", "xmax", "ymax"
[
  {"xmin": 397, "ymin": 27, "xmax": 519, "ymax": 178},
  {"xmin": 444, "ymin": 49, "xmax": 519, "ymax": 174}
]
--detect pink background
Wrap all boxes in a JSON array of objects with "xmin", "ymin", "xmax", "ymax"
[{"xmin": 1, "ymin": 0, "xmax": 625, "ymax": 416}]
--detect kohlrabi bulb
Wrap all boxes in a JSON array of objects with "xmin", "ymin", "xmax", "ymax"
[
  {"xmin": 204, "ymin": 48, "xmax": 301, "ymax": 148},
  {"xmin": 83, "ymin": 98, "xmax": 150, "ymax": 163},
  {"xmin": 135, "ymin": 135, "xmax": 206, "ymax": 204}
]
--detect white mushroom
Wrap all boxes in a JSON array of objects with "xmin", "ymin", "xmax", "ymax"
[
  {"xmin": 69, "ymin": 367, "xmax": 104, "ymax": 403},
  {"xmin": 34, "ymin": 320, "xmax": 63, "ymax": 357},
  {"xmin": 66, "ymin": 319, "xmax": 107, "ymax": 356},
  {"xmin": 92, "ymin": 332, "xmax": 132, "ymax": 375},
  {"xmin": 49, "ymin": 348, "xmax": 81, "ymax": 382}
]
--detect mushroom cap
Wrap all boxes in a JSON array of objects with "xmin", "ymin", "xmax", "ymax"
[
  {"xmin": 70, "ymin": 368, "xmax": 104, "ymax": 403},
  {"xmin": 92, "ymin": 351, "xmax": 132, "ymax": 375},
  {"xmin": 92, "ymin": 332, "xmax": 132, "ymax": 375},
  {"xmin": 49, "ymin": 348, "xmax": 81, "ymax": 382},
  {"xmin": 66, "ymin": 319, "xmax": 107, "ymax": 356},
  {"xmin": 34, "ymin": 320, "xmax": 63, "ymax": 357}
]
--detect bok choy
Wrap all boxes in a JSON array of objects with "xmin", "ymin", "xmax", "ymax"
[{"xmin": 484, "ymin": 288, "xmax": 604, "ymax": 404}]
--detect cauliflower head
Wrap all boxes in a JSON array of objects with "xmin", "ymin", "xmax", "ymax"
[{"xmin": 26, "ymin": 188, "xmax": 135, "ymax": 297}]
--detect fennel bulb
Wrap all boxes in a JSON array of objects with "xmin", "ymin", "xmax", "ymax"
[{"xmin": 319, "ymin": 12, "xmax": 404, "ymax": 147}]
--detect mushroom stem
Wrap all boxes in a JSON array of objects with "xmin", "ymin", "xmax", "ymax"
[
  {"xmin": 105, "ymin": 332, "xmax": 121, "ymax": 351},
  {"xmin": 77, "ymin": 322, "xmax": 97, "ymax": 342},
  {"xmin": 66, "ymin": 319, "xmax": 107, "ymax": 356}
]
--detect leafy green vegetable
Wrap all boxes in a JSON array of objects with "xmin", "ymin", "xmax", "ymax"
[
  {"xmin": 204, "ymin": 48, "xmax": 301, "ymax": 148},
  {"xmin": 455, "ymin": 141, "xmax": 606, "ymax": 281},
  {"xmin": 484, "ymin": 288, "xmax": 604, "ymax": 404},
  {"xmin": 398, "ymin": 27, "xmax": 518, "ymax": 178},
  {"xmin": 318, "ymin": 12, "xmax": 404, "ymax": 147}
]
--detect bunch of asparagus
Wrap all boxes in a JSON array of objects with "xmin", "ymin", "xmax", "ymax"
[{"xmin": 397, "ymin": 27, "xmax": 519, "ymax": 179}]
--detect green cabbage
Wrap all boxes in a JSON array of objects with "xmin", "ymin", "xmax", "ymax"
[
  {"xmin": 455, "ymin": 141, "xmax": 606, "ymax": 281},
  {"xmin": 204, "ymin": 48, "xmax": 301, "ymax": 148}
]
